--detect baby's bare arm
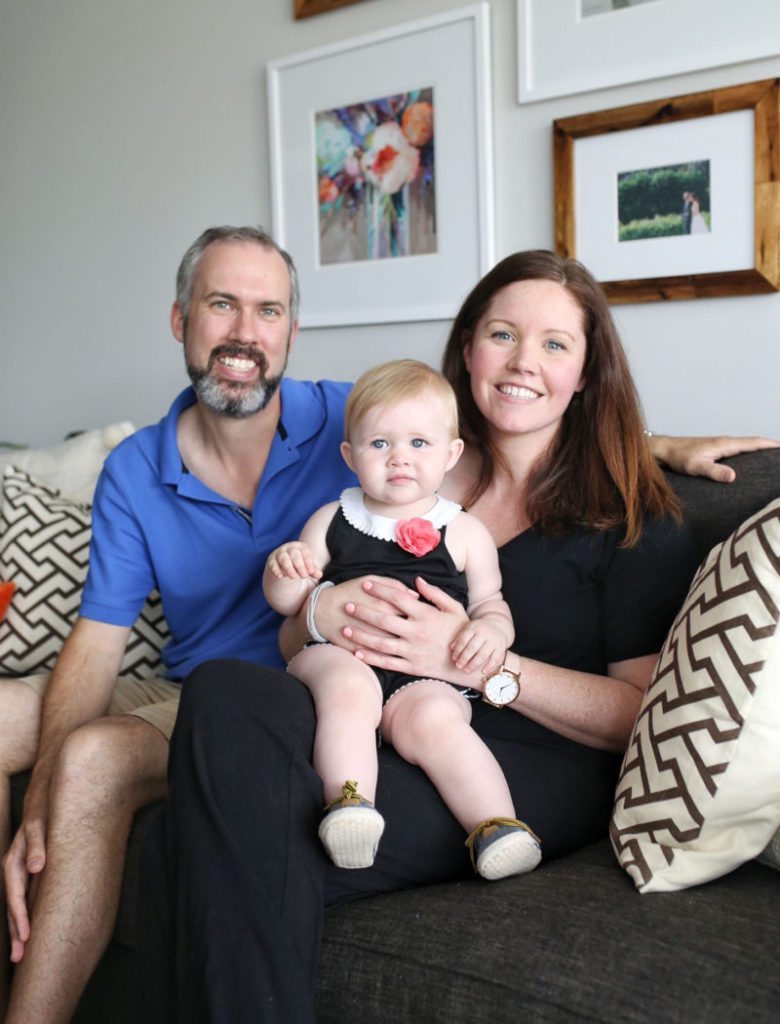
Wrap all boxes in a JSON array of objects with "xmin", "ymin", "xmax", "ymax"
[
  {"xmin": 262, "ymin": 503, "xmax": 338, "ymax": 618},
  {"xmin": 263, "ymin": 542, "xmax": 320, "ymax": 617},
  {"xmin": 446, "ymin": 514, "xmax": 514, "ymax": 673}
]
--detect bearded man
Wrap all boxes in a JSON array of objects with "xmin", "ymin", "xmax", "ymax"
[{"xmin": 0, "ymin": 226, "xmax": 354, "ymax": 1024}]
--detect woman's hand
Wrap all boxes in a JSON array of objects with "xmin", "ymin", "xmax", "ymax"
[
  {"xmin": 344, "ymin": 576, "xmax": 476, "ymax": 685},
  {"xmin": 313, "ymin": 575, "xmax": 416, "ymax": 645},
  {"xmin": 650, "ymin": 434, "xmax": 779, "ymax": 483},
  {"xmin": 278, "ymin": 574, "xmax": 414, "ymax": 660}
]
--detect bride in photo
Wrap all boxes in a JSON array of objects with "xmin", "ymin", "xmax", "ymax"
[{"xmin": 689, "ymin": 193, "xmax": 710, "ymax": 234}]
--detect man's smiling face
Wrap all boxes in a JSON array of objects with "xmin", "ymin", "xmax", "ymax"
[{"xmin": 172, "ymin": 239, "xmax": 298, "ymax": 418}]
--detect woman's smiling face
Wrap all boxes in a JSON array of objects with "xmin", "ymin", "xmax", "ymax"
[{"xmin": 463, "ymin": 278, "xmax": 587, "ymax": 450}]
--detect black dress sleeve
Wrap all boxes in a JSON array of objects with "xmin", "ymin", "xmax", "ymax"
[
  {"xmin": 600, "ymin": 516, "xmax": 700, "ymax": 665},
  {"xmin": 499, "ymin": 516, "xmax": 700, "ymax": 676}
]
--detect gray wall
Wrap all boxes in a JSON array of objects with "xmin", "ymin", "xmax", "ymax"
[{"xmin": 1, "ymin": 0, "xmax": 778, "ymax": 446}]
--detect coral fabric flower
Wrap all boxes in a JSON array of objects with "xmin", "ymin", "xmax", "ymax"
[{"xmin": 395, "ymin": 518, "xmax": 441, "ymax": 557}]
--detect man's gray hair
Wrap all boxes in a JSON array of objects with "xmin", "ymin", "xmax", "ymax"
[{"xmin": 175, "ymin": 225, "xmax": 300, "ymax": 324}]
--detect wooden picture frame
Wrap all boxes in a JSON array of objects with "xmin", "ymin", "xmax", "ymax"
[
  {"xmin": 553, "ymin": 79, "xmax": 780, "ymax": 304},
  {"xmin": 294, "ymin": 0, "xmax": 366, "ymax": 20}
]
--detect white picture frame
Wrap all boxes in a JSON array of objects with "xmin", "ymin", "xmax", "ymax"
[
  {"xmin": 518, "ymin": 0, "xmax": 780, "ymax": 105},
  {"xmin": 267, "ymin": 3, "xmax": 494, "ymax": 328}
]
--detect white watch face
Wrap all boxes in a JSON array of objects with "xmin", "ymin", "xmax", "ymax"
[{"xmin": 484, "ymin": 670, "xmax": 519, "ymax": 706}]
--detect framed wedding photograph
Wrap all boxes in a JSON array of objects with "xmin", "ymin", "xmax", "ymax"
[
  {"xmin": 268, "ymin": 4, "xmax": 494, "ymax": 327},
  {"xmin": 518, "ymin": 1, "xmax": 780, "ymax": 104},
  {"xmin": 553, "ymin": 79, "xmax": 780, "ymax": 303}
]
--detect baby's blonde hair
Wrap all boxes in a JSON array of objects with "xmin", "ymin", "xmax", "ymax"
[{"xmin": 345, "ymin": 359, "xmax": 460, "ymax": 441}]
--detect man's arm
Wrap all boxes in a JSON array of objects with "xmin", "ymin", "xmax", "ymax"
[
  {"xmin": 3, "ymin": 617, "xmax": 130, "ymax": 961},
  {"xmin": 650, "ymin": 435, "xmax": 780, "ymax": 483}
]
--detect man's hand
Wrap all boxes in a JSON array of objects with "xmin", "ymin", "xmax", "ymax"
[
  {"xmin": 651, "ymin": 435, "xmax": 780, "ymax": 484},
  {"xmin": 3, "ymin": 815, "xmax": 47, "ymax": 963}
]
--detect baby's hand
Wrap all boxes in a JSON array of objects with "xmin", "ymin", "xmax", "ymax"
[
  {"xmin": 450, "ymin": 620, "xmax": 506, "ymax": 674},
  {"xmin": 266, "ymin": 542, "xmax": 322, "ymax": 581}
]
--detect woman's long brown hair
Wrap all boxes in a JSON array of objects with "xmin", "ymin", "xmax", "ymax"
[{"xmin": 441, "ymin": 251, "xmax": 680, "ymax": 547}]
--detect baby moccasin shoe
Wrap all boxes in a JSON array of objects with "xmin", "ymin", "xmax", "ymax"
[
  {"xmin": 466, "ymin": 817, "xmax": 541, "ymax": 881},
  {"xmin": 319, "ymin": 780, "xmax": 385, "ymax": 869}
]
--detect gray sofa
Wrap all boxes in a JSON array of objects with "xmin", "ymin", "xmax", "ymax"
[{"xmin": 11, "ymin": 449, "xmax": 780, "ymax": 1023}]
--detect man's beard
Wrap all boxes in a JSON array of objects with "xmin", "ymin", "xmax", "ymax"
[{"xmin": 186, "ymin": 342, "xmax": 287, "ymax": 419}]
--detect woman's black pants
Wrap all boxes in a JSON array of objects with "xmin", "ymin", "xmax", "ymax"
[{"xmin": 138, "ymin": 659, "xmax": 619, "ymax": 1023}]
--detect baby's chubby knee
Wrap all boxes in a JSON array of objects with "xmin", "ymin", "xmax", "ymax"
[{"xmin": 385, "ymin": 684, "xmax": 470, "ymax": 752}]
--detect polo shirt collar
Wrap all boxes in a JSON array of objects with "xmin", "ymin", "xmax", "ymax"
[
  {"xmin": 159, "ymin": 387, "xmax": 197, "ymax": 488},
  {"xmin": 157, "ymin": 379, "xmax": 330, "ymax": 499}
]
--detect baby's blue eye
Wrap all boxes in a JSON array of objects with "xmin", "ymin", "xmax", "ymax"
[
  {"xmin": 410, "ymin": 438, "xmax": 428, "ymax": 448},
  {"xmin": 371, "ymin": 439, "xmax": 388, "ymax": 449}
]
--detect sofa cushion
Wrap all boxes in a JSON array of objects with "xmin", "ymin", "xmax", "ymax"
[
  {"xmin": 317, "ymin": 840, "xmax": 780, "ymax": 1024},
  {"xmin": 611, "ymin": 497, "xmax": 780, "ymax": 892},
  {"xmin": 0, "ymin": 467, "xmax": 168, "ymax": 678},
  {"xmin": 758, "ymin": 826, "xmax": 780, "ymax": 871},
  {"xmin": 665, "ymin": 450, "xmax": 780, "ymax": 559}
]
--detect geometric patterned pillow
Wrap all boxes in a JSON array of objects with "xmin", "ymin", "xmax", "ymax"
[
  {"xmin": 610, "ymin": 497, "xmax": 780, "ymax": 892},
  {"xmin": 0, "ymin": 467, "xmax": 169, "ymax": 679}
]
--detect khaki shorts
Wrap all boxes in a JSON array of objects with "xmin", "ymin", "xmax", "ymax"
[{"xmin": 16, "ymin": 673, "xmax": 181, "ymax": 740}]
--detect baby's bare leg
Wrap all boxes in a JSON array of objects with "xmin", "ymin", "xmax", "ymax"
[
  {"xmin": 381, "ymin": 681, "xmax": 515, "ymax": 832},
  {"xmin": 288, "ymin": 646, "xmax": 382, "ymax": 803}
]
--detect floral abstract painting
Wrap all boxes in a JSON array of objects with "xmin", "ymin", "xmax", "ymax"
[{"xmin": 315, "ymin": 88, "xmax": 437, "ymax": 264}]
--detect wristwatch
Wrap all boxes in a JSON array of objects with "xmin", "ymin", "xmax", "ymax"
[{"xmin": 482, "ymin": 664, "xmax": 521, "ymax": 708}]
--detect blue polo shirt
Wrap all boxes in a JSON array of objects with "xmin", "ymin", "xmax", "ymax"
[{"xmin": 80, "ymin": 380, "xmax": 356, "ymax": 679}]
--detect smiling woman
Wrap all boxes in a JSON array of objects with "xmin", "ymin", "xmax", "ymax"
[{"xmin": 462, "ymin": 278, "xmax": 587, "ymax": 461}]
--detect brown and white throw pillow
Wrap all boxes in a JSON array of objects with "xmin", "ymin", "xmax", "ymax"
[
  {"xmin": 0, "ymin": 467, "xmax": 168, "ymax": 679},
  {"xmin": 611, "ymin": 498, "xmax": 780, "ymax": 892}
]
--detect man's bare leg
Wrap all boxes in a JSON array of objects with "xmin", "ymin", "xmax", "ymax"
[
  {"xmin": 5, "ymin": 714, "xmax": 168, "ymax": 1024},
  {"xmin": 0, "ymin": 680, "xmax": 44, "ymax": 1019}
]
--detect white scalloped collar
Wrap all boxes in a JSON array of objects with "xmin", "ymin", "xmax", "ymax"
[{"xmin": 339, "ymin": 487, "xmax": 462, "ymax": 542}]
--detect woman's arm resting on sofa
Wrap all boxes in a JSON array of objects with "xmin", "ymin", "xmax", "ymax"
[{"xmin": 650, "ymin": 435, "xmax": 780, "ymax": 483}]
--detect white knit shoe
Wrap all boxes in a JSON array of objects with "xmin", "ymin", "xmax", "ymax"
[{"xmin": 319, "ymin": 781, "xmax": 385, "ymax": 869}]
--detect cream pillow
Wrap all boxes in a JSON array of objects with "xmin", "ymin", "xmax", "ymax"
[
  {"xmin": 611, "ymin": 498, "xmax": 780, "ymax": 892},
  {"xmin": 0, "ymin": 423, "xmax": 135, "ymax": 505}
]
